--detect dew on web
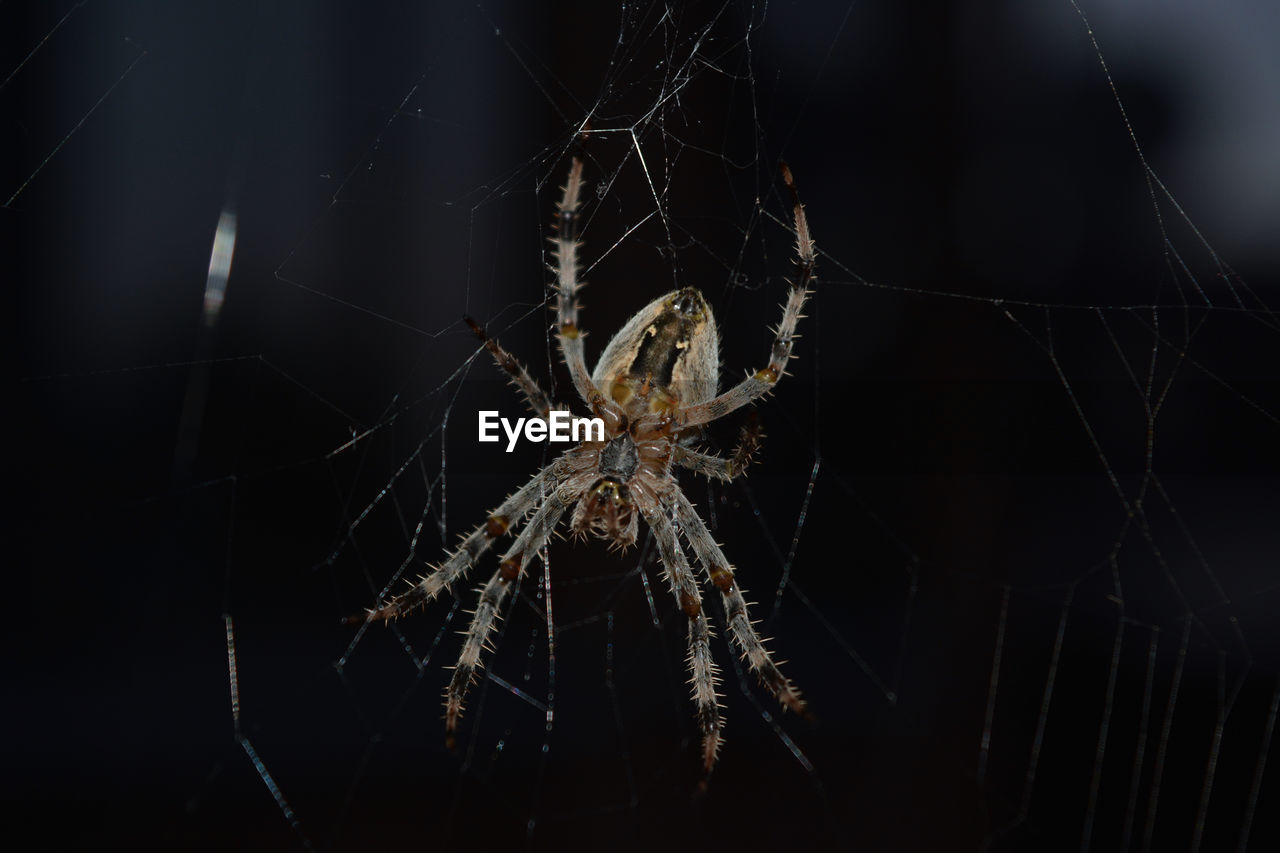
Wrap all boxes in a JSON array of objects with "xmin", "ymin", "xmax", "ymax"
[{"xmin": 10, "ymin": 1, "xmax": 1280, "ymax": 850}]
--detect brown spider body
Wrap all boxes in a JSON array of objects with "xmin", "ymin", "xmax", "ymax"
[
  {"xmin": 361, "ymin": 158, "xmax": 816, "ymax": 784},
  {"xmin": 568, "ymin": 286, "xmax": 719, "ymax": 548}
]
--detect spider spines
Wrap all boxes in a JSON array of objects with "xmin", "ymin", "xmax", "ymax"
[
  {"xmin": 359, "ymin": 159, "xmax": 816, "ymax": 789},
  {"xmin": 684, "ymin": 664, "xmax": 722, "ymax": 682}
]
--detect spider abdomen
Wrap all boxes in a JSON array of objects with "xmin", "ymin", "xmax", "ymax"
[{"xmin": 590, "ymin": 286, "xmax": 720, "ymax": 416}]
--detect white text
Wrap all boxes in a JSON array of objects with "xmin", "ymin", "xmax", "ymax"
[{"xmin": 478, "ymin": 410, "xmax": 605, "ymax": 452}]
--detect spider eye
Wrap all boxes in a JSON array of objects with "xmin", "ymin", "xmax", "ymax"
[
  {"xmin": 590, "ymin": 479, "xmax": 630, "ymax": 506},
  {"xmin": 668, "ymin": 286, "xmax": 706, "ymax": 318}
]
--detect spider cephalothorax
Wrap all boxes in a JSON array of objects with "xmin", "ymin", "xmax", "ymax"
[{"xmin": 361, "ymin": 158, "xmax": 816, "ymax": 784}]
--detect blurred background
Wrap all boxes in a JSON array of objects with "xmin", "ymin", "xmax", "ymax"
[{"xmin": 8, "ymin": 1, "xmax": 1280, "ymax": 850}]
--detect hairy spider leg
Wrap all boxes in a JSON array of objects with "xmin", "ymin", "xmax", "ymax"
[
  {"xmin": 673, "ymin": 409, "xmax": 764, "ymax": 482},
  {"xmin": 649, "ymin": 506, "xmax": 725, "ymax": 778},
  {"xmin": 674, "ymin": 491, "xmax": 808, "ymax": 718},
  {"xmin": 551, "ymin": 158, "xmax": 601, "ymax": 408},
  {"xmin": 666, "ymin": 162, "xmax": 816, "ymax": 430},
  {"xmin": 444, "ymin": 473, "xmax": 589, "ymax": 737},
  {"xmin": 464, "ymin": 315, "xmax": 555, "ymax": 420},
  {"xmin": 363, "ymin": 461, "xmax": 567, "ymax": 622}
]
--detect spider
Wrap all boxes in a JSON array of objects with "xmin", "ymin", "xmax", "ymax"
[{"xmin": 362, "ymin": 157, "xmax": 816, "ymax": 782}]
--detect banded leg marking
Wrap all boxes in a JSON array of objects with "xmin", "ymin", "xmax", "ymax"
[
  {"xmin": 364, "ymin": 464, "xmax": 560, "ymax": 622},
  {"xmin": 551, "ymin": 158, "xmax": 598, "ymax": 406},
  {"xmin": 674, "ymin": 492, "xmax": 807, "ymax": 717},
  {"xmin": 650, "ymin": 506, "xmax": 724, "ymax": 775},
  {"xmin": 673, "ymin": 411, "xmax": 764, "ymax": 482},
  {"xmin": 444, "ymin": 484, "xmax": 574, "ymax": 736},
  {"xmin": 464, "ymin": 316, "xmax": 554, "ymax": 420},
  {"xmin": 673, "ymin": 163, "xmax": 815, "ymax": 429}
]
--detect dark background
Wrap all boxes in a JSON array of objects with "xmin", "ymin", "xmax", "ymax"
[{"xmin": 8, "ymin": 1, "xmax": 1280, "ymax": 850}]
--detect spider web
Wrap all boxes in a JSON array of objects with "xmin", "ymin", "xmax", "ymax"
[{"xmin": 10, "ymin": 1, "xmax": 1280, "ymax": 851}]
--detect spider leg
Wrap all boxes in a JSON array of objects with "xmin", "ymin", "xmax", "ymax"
[
  {"xmin": 649, "ymin": 505, "xmax": 725, "ymax": 779},
  {"xmin": 673, "ymin": 491, "xmax": 808, "ymax": 718},
  {"xmin": 550, "ymin": 158, "xmax": 603, "ymax": 409},
  {"xmin": 464, "ymin": 316, "xmax": 555, "ymax": 420},
  {"xmin": 671, "ymin": 163, "xmax": 815, "ymax": 429},
  {"xmin": 444, "ymin": 479, "xmax": 575, "ymax": 739},
  {"xmin": 673, "ymin": 410, "xmax": 763, "ymax": 482},
  {"xmin": 362, "ymin": 461, "xmax": 566, "ymax": 622}
]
